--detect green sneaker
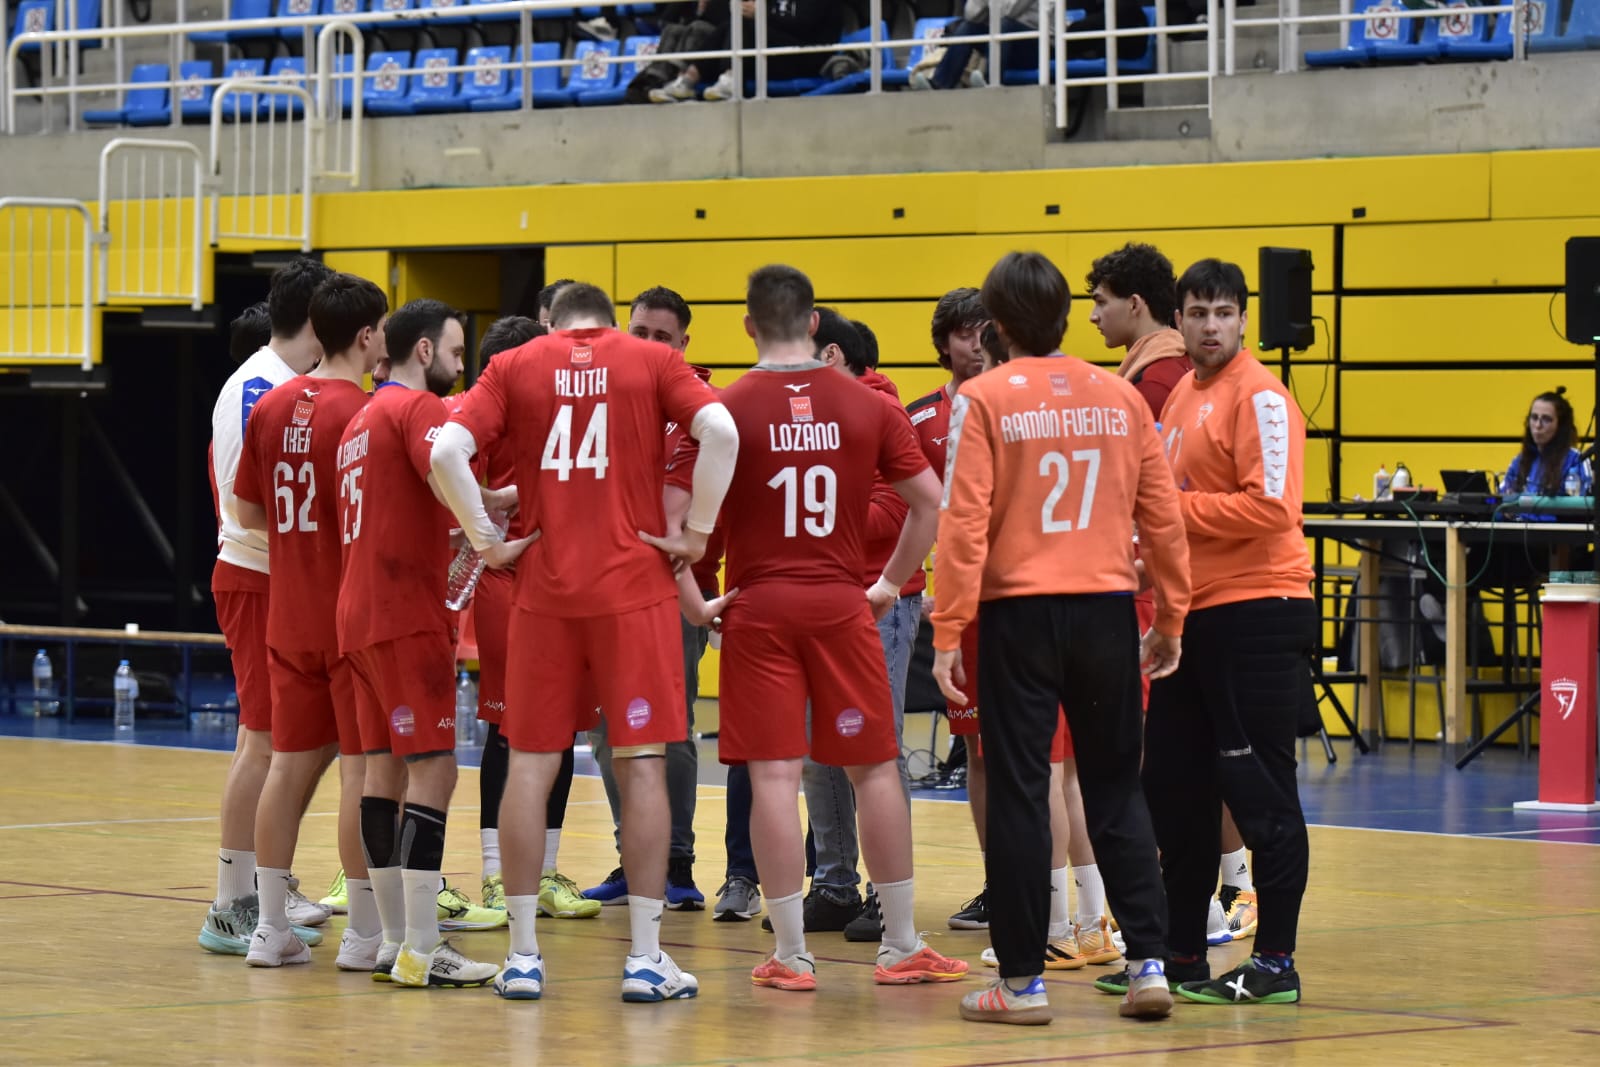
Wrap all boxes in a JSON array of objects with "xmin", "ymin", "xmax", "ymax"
[
  {"xmin": 482, "ymin": 872, "xmax": 506, "ymax": 912},
  {"xmin": 1093, "ymin": 956, "xmax": 1206, "ymax": 995},
  {"xmin": 437, "ymin": 880, "xmax": 508, "ymax": 930},
  {"xmin": 1176, "ymin": 957, "xmax": 1301, "ymax": 1005},
  {"xmin": 539, "ymin": 871, "xmax": 601, "ymax": 919},
  {"xmin": 319, "ymin": 868, "xmax": 348, "ymax": 914}
]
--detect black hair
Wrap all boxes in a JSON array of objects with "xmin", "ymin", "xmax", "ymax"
[
  {"xmin": 630, "ymin": 286, "xmax": 692, "ymax": 332},
  {"xmin": 228, "ymin": 301, "xmax": 272, "ymax": 364},
  {"xmin": 746, "ymin": 264, "xmax": 814, "ymax": 345},
  {"xmin": 930, "ymin": 287, "xmax": 987, "ymax": 369},
  {"xmin": 814, "ymin": 307, "xmax": 866, "ymax": 375},
  {"xmin": 979, "ymin": 253, "xmax": 1070, "ymax": 358},
  {"xmin": 538, "ymin": 278, "xmax": 575, "ymax": 313},
  {"xmin": 478, "ymin": 315, "xmax": 544, "ymax": 364},
  {"xmin": 309, "ymin": 273, "xmax": 388, "ymax": 356},
  {"xmin": 266, "ymin": 257, "xmax": 335, "ymax": 338},
  {"xmin": 1508, "ymin": 387, "xmax": 1579, "ymax": 495},
  {"xmin": 549, "ymin": 283, "xmax": 618, "ymax": 329},
  {"xmin": 980, "ymin": 321, "xmax": 1009, "ymax": 365},
  {"xmin": 850, "ymin": 319, "xmax": 880, "ymax": 369},
  {"xmin": 1175, "ymin": 258, "xmax": 1249, "ymax": 315},
  {"xmin": 385, "ymin": 298, "xmax": 465, "ymax": 366},
  {"xmin": 1085, "ymin": 242, "xmax": 1178, "ymax": 328}
]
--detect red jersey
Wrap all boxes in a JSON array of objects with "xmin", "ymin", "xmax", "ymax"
[
  {"xmin": 907, "ymin": 383, "xmax": 957, "ymax": 480},
  {"xmin": 449, "ymin": 327, "xmax": 718, "ymax": 618},
  {"xmin": 719, "ymin": 365, "xmax": 929, "ymax": 626},
  {"xmin": 233, "ymin": 375, "xmax": 369, "ymax": 652},
  {"xmin": 858, "ymin": 371, "xmax": 919, "ymax": 594},
  {"xmin": 335, "ymin": 384, "xmax": 454, "ymax": 652}
]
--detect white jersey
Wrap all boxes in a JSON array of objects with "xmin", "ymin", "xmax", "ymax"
[{"xmin": 212, "ymin": 345, "xmax": 295, "ymax": 574}]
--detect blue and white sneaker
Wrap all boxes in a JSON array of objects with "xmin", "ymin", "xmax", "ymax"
[
  {"xmin": 1206, "ymin": 896, "xmax": 1234, "ymax": 946},
  {"xmin": 621, "ymin": 950, "xmax": 698, "ymax": 1002},
  {"xmin": 495, "ymin": 951, "xmax": 545, "ymax": 1000},
  {"xmin": 582, "ymin": 866, "xmax": 630, "ymax": 905},
  {"xmin": 199, "ymin": 894, "xmax": 323, "ymax": 954},
  {"xmin": 1120, "ymin": 958, "xmax": 1174, "ymax": 1019},
  {"xmin": 665, "ymin": 857, "xmax": 705, "ymax": 911}
]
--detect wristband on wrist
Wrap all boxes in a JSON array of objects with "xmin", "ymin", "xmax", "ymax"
[{"xmin": 869, "ymin": 576, "xmax": 900, "ymax": 600}]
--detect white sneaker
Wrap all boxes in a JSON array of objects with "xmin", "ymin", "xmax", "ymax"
[
  {"xmin": 391, "ymin": 939, "xmax": 498, "ymax": 988},
  {"xmin": 621, "ymin": 950, "xmax": 698, "ymax": 1001},
  {"xmin": 336, "ymin": 928, "xmax": 383, "ymax": 971},
  {"xmin": 286, "ymin": 876, "xmax": 332, "ymax": 927},
  {"xmin": 1206, "ymin": 896, "xmax": 1233, "ymax": 945},
  {"xmin": 962, "ymin": 68, "xmax": 987, "ymax": 88},
  {"xmin": 960, "ymin": 976, "xmax": 1051, "ymax": 1025},
  {"xmin": 199, "ymin": 895, "xmax": 323, "ymax": 954},
  {"xmin": 495, "ymin": 951, "xmax": 545, "ymax": 1000},
  {"xmin": 1120, "ymin": 958, "xmax": 1174, "ymax": 1019},
  {"xmin": 702, "ymin": 70, "xmax": 736, "ymax": 101},
  {"xmin": 980, "ymin": 946, "xmax": 998, "ymax": 967},
  {"xmin": 909, "ymin": 70, "xmax": 935, "ymax": 91},
  {"xmin": 245, "ymin": 922, "xmax": 312, "ymax": 967},
  {"xmin": 648, "ymin": 72, "xmax": 698, "ymax": 103},
  {"xmin": 371, "ymin": 939, "xmax": 400, "ymax": 983}
]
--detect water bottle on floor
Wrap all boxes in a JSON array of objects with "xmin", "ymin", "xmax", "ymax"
[
  {"xmin": 456, "ymin": 668, "xmax": 479, "ymax": 748},
  {"xmin": 31, "ymin": 649, "xmax": 58, "ymax": 717},
  {"xmin": 113, "ymin": 661, "xmax": 138, "ymax": 734}
]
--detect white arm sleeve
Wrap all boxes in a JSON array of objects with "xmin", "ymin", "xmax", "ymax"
[
  {"xmin": 429, "ymin": 421, "xmax": 500, "ymax": 550},
  {"xmin": 685, "ymin": 402, "xmax": 738, "ymax": 535}
]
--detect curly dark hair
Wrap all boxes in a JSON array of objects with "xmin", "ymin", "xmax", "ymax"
[{"xmin": 1085, "ymin": 242, "xmax": 1178, "ymax": 328}]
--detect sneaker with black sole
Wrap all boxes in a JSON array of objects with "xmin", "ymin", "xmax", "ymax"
[
  {"xmin": 948, "ymin": 886, "xmax": 989, "ymax": 930},
  {"xmin": 843, "ymin": 883, "xmax": 882, "ymax": 942},
  {"xmin": 1176, "ymin": 957, "xmax": 1301, "ymax": 1005},
  {"xmin": 665, "ymin": 856, "xmax": 705, "ymax": 911},
  {"xmin": 1094, "ymin": 956, "xmax": 1208, "ymax": 995},
  {"xmin": 713, "ymin": 876, "xmax": 762, "ymax": 922},
  {"xmin": 582, "ymin": 866, "xmax": 630, "ymax": 905},
  {"xmin": 760, "ymin": 885, "xmax": 861, "ymax": 933}
]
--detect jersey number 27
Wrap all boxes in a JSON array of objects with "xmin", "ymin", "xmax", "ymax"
[{"xmin": 1039, "ymin": 449, "xmax": 1100, "ymax": 533}]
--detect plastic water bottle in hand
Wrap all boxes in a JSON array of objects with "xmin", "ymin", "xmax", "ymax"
[
  {"xmin": 31, "ymin": 649, "xmax": 57, "ymax": 716},
  {"xmin": 444, "ymin": 514, "xmax": 510, "ymax": 611},
  {"xmin": 113, "ymin": 661, "xmax": 138, "ymax": 733},
  {"xmin": 455, "ymin": 669, "xmax": 479, "ymax": 748},
  {"xmin": 1564, "ymin": 467, "xmax": 1581, "ymax": 497}
]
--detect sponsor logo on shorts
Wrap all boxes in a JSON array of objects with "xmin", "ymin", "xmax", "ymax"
[
  {"xmin": 789, "ymin": 396, "xmax": 814, "ymax": 423},
  {"xmin": 835, "ymin": 707, "xmax": 865, "ymax": 738},
  {"xmin": 390, "ymin": 704, "xmax": 415, "ymax": 737},
  {"xmin": 626, "ymin": 698, "xmax": 651, "ymax": 730},
  {"xmin": 947, "ymin": 705, "xmax": 978, "ymax": 721}
]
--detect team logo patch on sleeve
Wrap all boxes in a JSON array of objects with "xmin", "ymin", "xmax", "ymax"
[
  {"xmin": 788, "ymin": 396, "xmax": 814, "ymax": 423},
  {"xmin": 570, "ymin": 344, "xmax": 593, "ymax": 367},
  {"xmin": 1048, "ymin": 373, "xmax": 1071, "ymax": 396}
]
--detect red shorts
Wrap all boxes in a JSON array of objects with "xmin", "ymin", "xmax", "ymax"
[
  {"xmin": 266, "ymin": 646, "xmax": 362, "ymax": 755},
  {"xmin": 947, "ymin": 623, "xmax": 980, "ymax": 737},
  {"xmin": 1135, "ymin": 591, "xmax": 1157, "ymax": 710},
  {"xmin": 346, "ymin": 631, "xmax": 456, "ymax": 758},
  {"xmin": 503, "ymin": 600, "xmax": 680, "ymax": 754},
  {"xmin": 472, "ymin": 569, "xmax": 512, "ymax": 726},
  {"xmin": 214, "ymin": 569, "xmax": 271, "ymax": 733},
  {"xmin": 719, "ymin": 609, "xmax": 899, "ymax": 767}
]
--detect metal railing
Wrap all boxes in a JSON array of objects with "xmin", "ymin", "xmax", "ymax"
[
  {"xmin": 1056, "ymin": 0, "xmax": 1217, "ymax": 125},
  {"xmin": 0, "ymin": 197, "xmax": 94, "ymax": 369},
  {"xmin": 95, "ymin": 138, "xmax": 206, "ymax": 308},
  {"xmin": 314, "ymin": 20, "xmax": 365, "ymax": 185},
  {"xmin": 1224, "ymin": 0, "xmax": 1527, "ymax": 75},
  {"xmin": 208, "ymin": 81, "xmax": 315, "ymax": 250}
]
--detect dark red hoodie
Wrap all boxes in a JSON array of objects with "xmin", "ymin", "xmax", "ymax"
[{"xmin": 858, "ymin": 370, "xmax": 927, "ymax": 597}]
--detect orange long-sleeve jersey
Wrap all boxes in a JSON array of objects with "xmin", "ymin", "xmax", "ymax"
[
  {"xmin": 1158, "ymin": 350, "xmax": 1313, "ymax": 610},
  {"xmin": 931, "ymin": 355, "xmax": 1192, "ymax": 651}
]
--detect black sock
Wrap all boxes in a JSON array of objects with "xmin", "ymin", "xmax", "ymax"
[
  {"xmin": 360, "ymin": 795, "xmax": 400, "ymax": 869},
  {"xmin": 546, "ymin": 745, "xmax": 575, "ymax": 830},
  {"xmin": 480, "ymin": 723, "xmax": 508, "ymax": 830},
  {"xmin": 399, "ymin": 802, "xmax": 448, "ymax": 872}
]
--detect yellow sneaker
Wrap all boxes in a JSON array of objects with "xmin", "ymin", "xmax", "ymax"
[
  {"xmin": 437, "ymin": 881, "xmax": 508, "ymax": 930},
  {"xmin": 1222, "ymin": 888, "xmax": 1259, "ymax": 940},
  {"xmin": 539, "ymin": 871, "xmax": 601, "ymax": 919},
  {"xmin": 1073, "ymin": 915, "xmax": 1123, "ymax": 966},
  {"xmin": 319, "ymin": 868, "xmax": 347, "ymax": 913},
  {"xmin": 1043, "ymin": 935, "xmax": 1088, "ymax": 970},
  {"xmin": 481, "ymin": 872, "xmax": 506, "ymax": 912}
]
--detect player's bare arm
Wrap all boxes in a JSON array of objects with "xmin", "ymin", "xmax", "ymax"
[
  {"xmin": 673, "ymin": 567, "xmax": 739, "ymax": 629},
  {"xmin": 236, "ymin": 497, "xmax": 270, "ymax": 533},
  {"xmin": 869, "ymin": 466, "xmax": 941, "ymax": 621},
  {"xmin": 932, "ymin": 646, "xmax": 969, "ymax": 707}
]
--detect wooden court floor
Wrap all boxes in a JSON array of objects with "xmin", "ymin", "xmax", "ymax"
[{"xmin": 2, "ymin": 736, "xmax": 1598, "ymax": 1066}]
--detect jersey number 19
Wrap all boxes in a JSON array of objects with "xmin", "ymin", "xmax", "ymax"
[{"xmin": 768, "ymin": 464, "xmax": 837, "ymax": 538}]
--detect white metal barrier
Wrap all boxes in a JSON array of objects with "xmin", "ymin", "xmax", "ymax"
[
  {"xmin": 208, "ymin": 81, "xmax": 315, "ymax": 251},
  {"xmin": 0, "ymin": 197, "xmax": 94, "ymax": 370},
  {"xmin": 314, "ymin": 21, "xmax": 365, "ymax": 187},
  {"xmin": 95, "ymin": 138, "xmax": 206, "ymax": 309},
  {"xmin": 1055, "ymin": 0, "xmax": 1216, "ymax": 126}
]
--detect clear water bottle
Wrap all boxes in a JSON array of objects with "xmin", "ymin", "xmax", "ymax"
[
  {"xmin": 1391, "ymin": 462, "xmax": 1412, "ymax": 492},
  {"xmin": 455, "ymin": 668, "xmax": 478, "ymax": 747},
  {"xmin": 1373, "ymin": 463, "xmax": 1390, "ymax": 500},
  {"xmin": 31, "ymin": 649, "xmax": 57, "ymax": 717},
  {"xmin": 445, "ymin": 544, "xmax": 489, "ymax": 612},
  {"xmin": 1564, "ymin": 466, "xmax": 1581, "ymax": 497},
  {"xmin": 113, "ymin": 660, "xmax": 138, "ymax": 733}
]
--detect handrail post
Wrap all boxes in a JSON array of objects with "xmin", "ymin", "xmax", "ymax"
[
  {"xmin": 1224, "ymin": 0, "xmax": 1236, "ymax": 73},
  {"xmin": 750, "ymin": 0, "xmax": 763, "ymax": 100},
  {"xmin": 1105, "ymin": 0, "xmax": 1119, "ymax": 111},
  {"xmin": 868, "ymin": 0, "xmax": 882, "ymax": 94}
]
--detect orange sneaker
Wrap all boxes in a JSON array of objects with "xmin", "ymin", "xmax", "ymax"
[
  {"xmin": 874, "ymin": 941, "xmax": 970, "ymax": 985},
  {"xmin": 752, "ymin": 952, "xmax": 817, "ymax": 991}
]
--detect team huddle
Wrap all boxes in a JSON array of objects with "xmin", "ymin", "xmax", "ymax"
[{"xmin": 200, "ymin": 244, "xmax": 1315, "ymax": 1026}]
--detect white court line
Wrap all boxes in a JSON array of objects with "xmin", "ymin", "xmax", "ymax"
[
  {"xmin": 0, "ymin": 799, "xmax": 608, "ymax": 832},
  {"xmin": 1474, "ymin": 825, "xmax": 1600, "ymax": 837},
  {"xmin": 1307, "ymin": 821, "xmax": 1600, "ymax": 847}
]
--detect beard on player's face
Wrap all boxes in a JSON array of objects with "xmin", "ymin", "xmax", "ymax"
[{"xmin": 424, "ymin": 357, "xmax": 458, "ymax": 397}]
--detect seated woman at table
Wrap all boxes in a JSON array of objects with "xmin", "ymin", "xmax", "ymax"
[{"xmin": 1503, "ymin": 388, "xmax": 1591, "ymax": 498}]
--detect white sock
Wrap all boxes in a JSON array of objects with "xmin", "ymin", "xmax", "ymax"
[
  {"xmin": 257, "ymin": 866, "xmax": 292, "ymax": 930},
  {"xmin": 876, "ymin": 877, "xmax": 919, "ymax": 956},
  {"xmin": 1048, "ymin": 866, "xmax": 1072, "ymax": 940},
  {"xmin": 767, "ymin": 890, "xmax": 807, "ymax": 961},
  {"xmin": 481, "ymin": 829, "xmax": 501, "ymax": 880},
  {"xmin": 627, "ymin": 895, "xmax": 664, "ymax": 959},
  {"xmin": 543, "ymin": 828, "xmax": 561, "ymax": 876},
  {"xmin": 507, "ymin": 894, "xmax": 540, "ymax": 957},
  {"xmin": 401, "ymin": 868, "xmax": 440, "ymax": 951},
  {"xmin": 1072, "ymin": 864, "xmax": 1106, "ymax": 930},
  {"xmin": 346, "ymin": 877, "xmax": 380, "ymax": 938},
  {"xmin": 369, "ymin": 866, "xmax": 406, "ymax": 944},
  {"xmin": 1220, "ymin": 847, "xmax": 1252, "ymax": 892},
  {"xmin": 217, "ymin": 848, "xmax": 255, "ymax": 906}
]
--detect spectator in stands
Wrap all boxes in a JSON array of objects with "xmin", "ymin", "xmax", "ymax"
[
  {"xmin": 630, "ymin": 1, "xmax": 729, "ymax": 103},
  {"xmin": 1503, "ymin": 387, "xmax": 1592, "ymax": 497},
  {"xmin": 645, "ymin": 0, "xmax": 845, "ymax": 102},
  {"xmin": 912, "ymin": 0, "xmax": 1146, "ymax": 90}
]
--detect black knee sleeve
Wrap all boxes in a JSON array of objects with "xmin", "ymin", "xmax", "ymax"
[
  {"xmin": 480, "ymin": 722, "xmax": 508, "ymax": 830},
  {"xmin": 360, "ymin": 795, "xmax": 400, "ymax": 869},
  {"xmin": 546, "ymin": 744, "xmax": 576, "ymax": 830},
  {"xmin": 399, "ymin": 802, "xmax": 448, "ymax": 872}
]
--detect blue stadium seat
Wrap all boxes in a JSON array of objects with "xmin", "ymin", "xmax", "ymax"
[
  {"xmin": 190, "ymin": 0, "xmax": 279, "ymax": 45},
  {"xmin": 360, "ymin": 49, "xmax": 412, "ymax": 112},
  {"xmin": 1367, "ymin": 7, "xmax": 1442, "ymax": 61},
  {"xmin": 1062, "ymin": 5, "xmax": 1157, "ymax": 78},
  {"xmin": 276, "ymin": 0, "xmax": 317, "ymax": 44},
  {"xmin": 575, "ymin": 35, "xmax": 658, "ymax": 105},
  {"xmin": 1304, "ymin": 0, "xmax": 1396, "ymax": 66},
  {"xmin": 1528, "ymin": 0, "xmax": 1600, "ymax": 50},
  {"xmin": 366, "ymin": 46, "xmax": 456, "ymax": 114},
  {"xmin": 10, "ymin": 1, "xmax": 54, "ymax": 53},
  {"xmin": 413, "ymin": 43, "xmax": 507, "ymax": 111},
  {"xmin": 258, "ymin": 55, "xmax": 309, "ymax": 115},
  {"xmin": 178, "ymin": 58, "xmax": 229, "ymax": 120},
  {"xmin": 84, "ymin": 62, "xmax": 168, "ymax": 125},
  {"xmin": 120, "ymin": 58, "xmax": 213, "ymax": 125},
  {"xmin": 1438, "ymin": 3, "xmax": 1509, "ymax": 60},
  {"xmin": 467, "ymin": 41, "xmax": 561, "ymax": 110},
  {"xmin": 416, "ymin": 0, "xmax": 473, "ymax": 25},
  {"xmin": 543, "ymin": 39, "xmax": 620, "ymax": 106},
  {"xmin": 802, "ymin": 23, "xmax": 904, "ymax": 95}
]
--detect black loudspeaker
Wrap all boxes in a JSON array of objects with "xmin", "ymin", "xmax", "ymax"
[
  {"xmin": 1258, "ymin": 247, "xmax": 1315, "ymax": 351},
  {"xmin": 1566, "ymin": 237, "xmax": 1600, "ymax": 344}
]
